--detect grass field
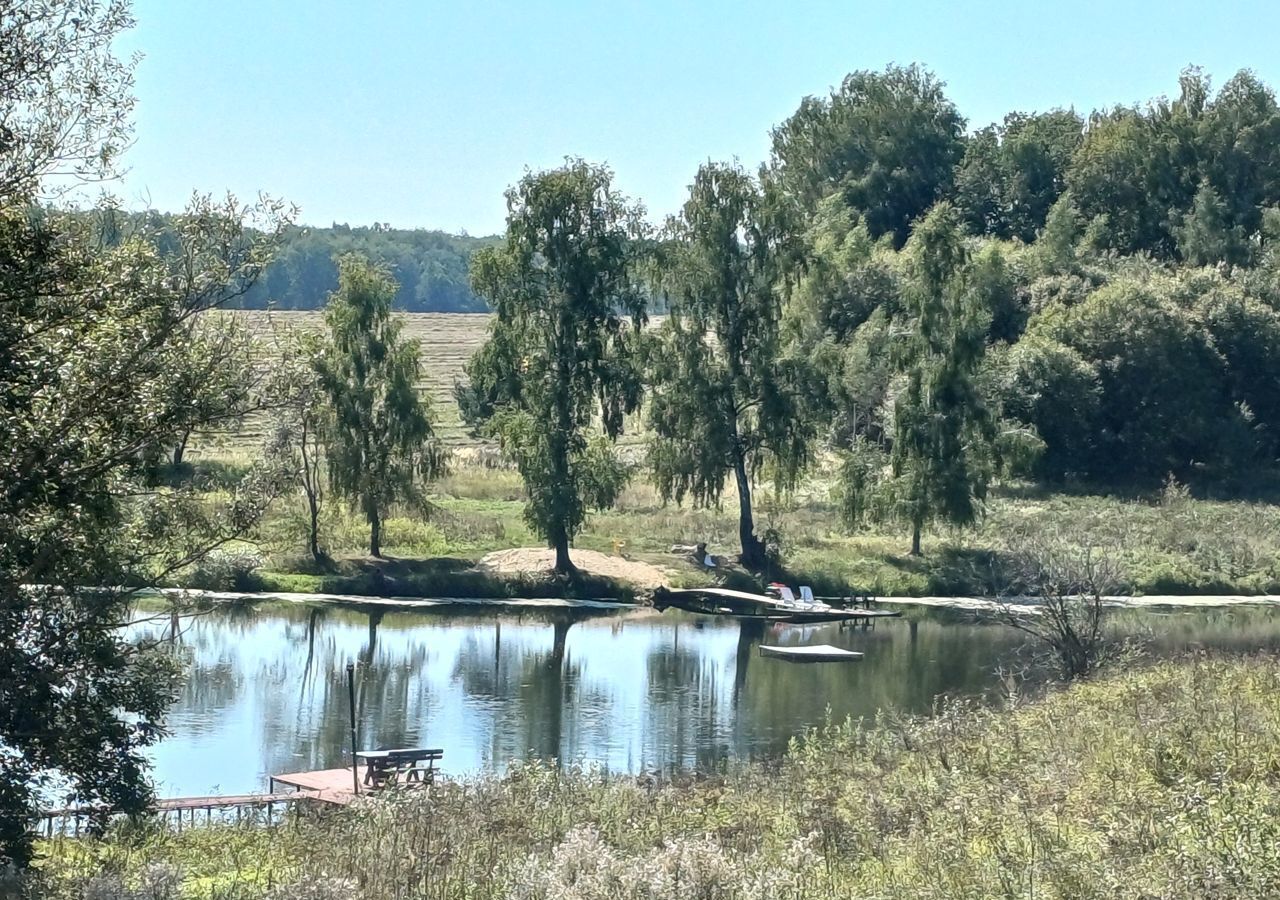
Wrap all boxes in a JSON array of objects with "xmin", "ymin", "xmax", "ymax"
[
  {"xmin": 174, "ymin": 311, "xmax": 1280, "ymax": 599},
  {"xmin": 205, "ymin": 310, "xmax": 493, "ymax": 454}
]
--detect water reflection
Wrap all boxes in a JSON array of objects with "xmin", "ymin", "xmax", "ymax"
[{"xmin": 134, "ymin": 601, "xmax": 1280, "ymax": 798}]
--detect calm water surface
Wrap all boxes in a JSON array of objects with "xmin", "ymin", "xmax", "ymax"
[{"xmin": 132, "ymin": 600, "xmax": 1280, "ymax": 798}]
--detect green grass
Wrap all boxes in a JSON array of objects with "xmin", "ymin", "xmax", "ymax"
[
  {"xmin": 167, "ymin": 460, "xmax": 1280, "ymax": 600},
  {"xmin": 33, "ymin": 654, "xmax": 1280, "ymax": 898}
]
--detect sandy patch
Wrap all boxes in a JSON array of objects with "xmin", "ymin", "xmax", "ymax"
[{"xmin": 475, "ymin": 547, "xmax": 672, "ymax": 590}]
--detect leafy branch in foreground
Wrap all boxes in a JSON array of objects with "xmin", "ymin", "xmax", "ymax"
[{"xmin": 0, "ymin": 190, "xmax": 291, "ymax": 866}]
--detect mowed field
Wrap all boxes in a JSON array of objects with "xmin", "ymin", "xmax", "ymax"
[{"xmin": 205, "ymin": 310, "xmax": 496, "ymax": 457}]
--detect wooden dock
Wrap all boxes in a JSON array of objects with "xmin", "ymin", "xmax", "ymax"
[
  {"xmin": 269, "ymin": 767, "xmax": 363, "ymax": 805},
  {"xmin": 37, "ymin": 788, "xmax": 328, "ymax": 837},
  {"xmin": 653, "ymin": 586, "xmax": 900, "ymax": 624},
  {"xmin": 36, "ymin": 765, "xmax": 367, "ymax": 837}
]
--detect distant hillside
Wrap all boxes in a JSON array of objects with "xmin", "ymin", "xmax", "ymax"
[{"xmin": 242, "ymin": 223, "xmax": 497, "ymax": 312}]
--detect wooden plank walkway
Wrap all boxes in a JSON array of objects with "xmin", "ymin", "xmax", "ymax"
[
  {"xmin": 269, "ymin": 767, "xmax": 362, "ymax": 805},
  {"xmin": 37, "ymin": 789, "xmax": 327, "ymax": 837}
]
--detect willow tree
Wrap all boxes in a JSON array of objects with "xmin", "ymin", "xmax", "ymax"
[
  {"xmin": 465, "ymin": 160, "xmax": 645, "ymax": 574},
  {"xmin": 316, "ymin": 255, "xmax": 446, "ymax": 557},
  {"xmin": 889, "ymin": 203, "xmax": 996, "ymax": 555},
  {"xmin": 646, "ymin": 162, "xmax": 816, "ymax": 569}
]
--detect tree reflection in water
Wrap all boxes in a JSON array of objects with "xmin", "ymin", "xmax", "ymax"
[{"xmin": 128, "ymin": 600, "xmax": 1280, "ymax": 797}]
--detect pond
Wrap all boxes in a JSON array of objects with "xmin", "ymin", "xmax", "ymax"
[{"xmin": 132, "ymin": 600, "xmax": 1280, "ymax": 798}]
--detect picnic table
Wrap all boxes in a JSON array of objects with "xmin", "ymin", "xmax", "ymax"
[{"xmin": 356, "ymin": 748, "xmax": 444, "ymax": 788}]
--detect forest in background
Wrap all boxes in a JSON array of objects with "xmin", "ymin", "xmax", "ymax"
[{"xmin": 82, "ymin": 212, "xmax": 497, "ymax": 311}]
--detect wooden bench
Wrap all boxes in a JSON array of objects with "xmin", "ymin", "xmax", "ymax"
[{"xmin": 356, "ymin": 748, "xmax": 444, "ymax": 788}]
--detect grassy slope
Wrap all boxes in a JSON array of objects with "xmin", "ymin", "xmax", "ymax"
[
  {"xmin": 37, "ymin": 655, "xmax": 1280, "ymax": 898},
  {"xmin": 194, "ymin": 463, "xmax": 1280, "ymax": 598},
  {"xmin": 179, "ymin": 311, "xmax": 1280, "ymax": 599}
]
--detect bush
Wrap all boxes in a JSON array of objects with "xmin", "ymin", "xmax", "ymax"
[
  {"xmin": 177, "ymin": 549, "xmax": 265, "ymax": 592},
  {"xmin": 1030, "ymin": 276, "xmax": 1242, "ymax": 481}
]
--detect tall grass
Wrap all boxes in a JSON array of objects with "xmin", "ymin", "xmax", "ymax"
[{"xmin": 35, "ymin": 654, "xmax": 1280, "ymax": 898}]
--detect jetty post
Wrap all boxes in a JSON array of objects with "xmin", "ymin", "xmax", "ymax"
[{"xmin": 346, "ymin": 662, "xmax": 360, "ymax": 795}]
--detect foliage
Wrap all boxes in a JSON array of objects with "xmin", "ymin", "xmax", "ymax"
[
  {"xmin": 0, "ymin": 191, "xmax": 291, "ymax": 866},
  {"xmin": 954, "ymin": 109, "xmax": 1084, "ymax": 241},
  {"xmin": 883, "ymin": 203, "xmax": 997, "ymax": 554},
  {"xmin": 1028, "ymin": 274, "xmax": 1243, "ymax": 481},
  {"xmin": 646, "ymin": 162, "xmax": 817, "ymax": 567},
  {"xmin": 1178, "ymin": 178, "xmax": 1248, "ymax": 265},
  {"xmin": 464, "ymin": 160, "xmax": 646, "ymax": 573},
  {"xmin": 240, "ymin": 223, "xmax": 495, "ymax": 312},
  {"xmin": 264, "ymin": 325, "xmax": 329, "ymax": 561},
  {"xmin": 315, "ymin": 255, "xmax": 447, "ymax": 557},
  {"xmin": 768, "ymin": 63, "xmax": 965, "ymax": 246},
  {"xmin": 0, "ymin": 0, "xmax": 137, "ymax": 202},
  {"xmin": 987, "ymin": 336, "xmax": 1101, "ymax": 480},
  {"xmin": 1068, "ymin": 68, "xmax": 1280, "ymax": 258}
]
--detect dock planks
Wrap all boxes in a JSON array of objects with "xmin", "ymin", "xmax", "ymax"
[{"xmin": 269, "ymin": 767, "xmax": 363, "ymax": 805}]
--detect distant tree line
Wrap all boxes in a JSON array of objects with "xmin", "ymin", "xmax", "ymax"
[{"xmin": 90, "ymin": 212, "xmax": 497, "ymax": 312}]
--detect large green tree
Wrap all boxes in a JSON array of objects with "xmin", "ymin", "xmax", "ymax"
[
  {"xmin": 315, "ymin": 255, "xmax": 446, "ymax": 558},
  {"xmin": 887, "ymin": 203, "xmax": 996, "ymax": 555},
  {"xmin": 0, "ymin": 2, "xmax": 294, "ymax": 866},
  {"xmin": 768, "ymin": 64, "xmax": 965, "ymax": 246},
  {"xmin": 647, "ymin": 163, "xmax": 817, "ymax": 569},
  {"xmin": 464, "ymin": 160, "xmax": 645, "ymax": 574},
  {"xmin": 954, "ymin": 109, "xmax": 1083, "ymax": 241}
]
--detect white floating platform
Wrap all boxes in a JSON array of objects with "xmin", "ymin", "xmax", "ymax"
[{"xmin": 758, "ymin": 644, "xmax": 864, "ymax": 662}]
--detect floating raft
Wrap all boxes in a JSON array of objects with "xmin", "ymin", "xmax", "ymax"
[
  {"xmin": 759, "ymin": 644, "xmax": 864, "ymax": 662},
  {"xmin": 653, "ymin": 586, "xmax": 900, "ymax": 623}
]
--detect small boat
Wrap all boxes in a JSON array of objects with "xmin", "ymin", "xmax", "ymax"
[{"xmin": 758, "ymin": 644, "xmax": 864, "ymax": 663}]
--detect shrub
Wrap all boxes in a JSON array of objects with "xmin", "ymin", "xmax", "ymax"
[{"xmin": 178, "ymin": 549, "xmax": 265, "ymax": 592}]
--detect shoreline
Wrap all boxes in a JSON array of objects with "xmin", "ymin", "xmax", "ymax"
[{"xmin": 140, "ymin": 586, "xmax": 1280, "ymax": 612}]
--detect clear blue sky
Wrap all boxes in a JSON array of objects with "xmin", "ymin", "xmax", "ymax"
[{"xmin": 115, "ymin": 0, "xmax": 1280, "ymax": 236}]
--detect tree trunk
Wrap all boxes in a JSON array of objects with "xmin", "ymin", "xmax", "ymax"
[
  {"xmin": 307, "ymin": 498, "xmax": 322, "ymax": 562},
  {"xmin": 301, "ymin": 422, "xmax": 323, "ymax": 562},
  {"xmin": 733, "ymin": 451, "xmax": 765, "ymax": 568},
  {"xmin": 172, "ymin": 429, "xmax": 190, "ymax": 468},
  {"xmin": 551, "ymin": 525, "xmax": 575, "ymax": 575},
  {"xmin": 369, "ymin": 504, "xmax": 382, "ymax": 558},
  {"xmin": 910, "ymin": 520, "xmax": 922, "ymax": 556}
]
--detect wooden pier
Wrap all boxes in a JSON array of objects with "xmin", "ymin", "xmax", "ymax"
[
  {"xmin": 653, "ymin": 586, "xmax": 900, "ymax": 625},
  {"xmin": 36, "ymin": 759, "xmax": 430, "ymax": 837},
  {"xmin": 269, "ymin": 767, "xmax": 362, "ymax": 805},
  {"xmin": 36, "ymin": 789, "xmax": 328, "ymax": 838}
]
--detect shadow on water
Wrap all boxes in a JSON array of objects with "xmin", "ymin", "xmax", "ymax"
[{"xmin": 132, "ymin": 598, "xmax": 1280, "ymax": 797}]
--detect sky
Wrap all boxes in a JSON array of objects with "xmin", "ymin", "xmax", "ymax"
[{"xmin": 114, "ymin": 0, "xmax": 1280, "ymax": 236}]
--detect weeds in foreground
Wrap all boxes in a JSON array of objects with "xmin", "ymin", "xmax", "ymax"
[{"xmin": 33, "ymin": 654, "xmax": 1280, "ymax": 899}]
